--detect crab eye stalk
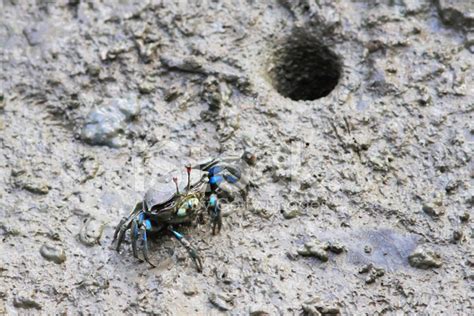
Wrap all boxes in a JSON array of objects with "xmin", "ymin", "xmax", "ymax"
[
  {"xmin": 185, "ymin": 164, "xmax": 192, "ymax": 191},
  {"xmin": 173, "ymin": 176, "xmax": 180, "ymax": 195}
]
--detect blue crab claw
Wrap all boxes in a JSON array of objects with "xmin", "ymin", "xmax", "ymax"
[{"xmin": 208, "ymin": 165, "xmax": 241, "ymax": 187}]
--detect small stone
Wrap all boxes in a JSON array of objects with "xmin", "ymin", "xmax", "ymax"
[
  {"xmin": 24, "ymin": 181, "xmax": 49, "ymax": 195},
  {"xmin": 81, "ymin": 95, "xmax": 141, "ymax": 148},
  {"xmin": 86, "ymin": 64, "xmax": 101, "ymax": 77},
  {"xmin": 13, "ymin": 292, "xmax": 41, "ymax": 310},
  {"xmin": 249, "ymin": 306, "xmax": 271, "ymax": 316},
  {"xmin": 79, "ymin": 217, "xmax": 105, "ymax": 246},
  {"xmin": 408, "ymin": 246, "xmax": 443, "ymax": 269},
  {"xmin": 328, "ymin": 241, "xmax": 345, "ymax": 254},
  {"xmin": 364, "ymin": 245, "xmax": 372, "ymax": 253},
  {"xmin": 460, "ymin": 212, "xmax": 470, "ymax": 222},
  {"xmin": 160, "ymin": 54, "xmax": 204, "ymax": 72},
  {"xmin": 303, "ymin": 298, "xmax": 341, "ymax": 315},
  {"xmin": 358, "ymin": 264, "xmax": 373, "ymax": 274},
  {"xmin": 452, "ymin": 230, "xmax": 463, "ymax": 242},
  {"xmin": 282, "ymin": 208, "xmax": 300, "ymax": 219},
  {"xmin": 183, "ymin": 284, "xmax": 198, "ymax": 296},
  {"xmin": 14, "ymin": 175, "xmax": 50, "ymax": 195},
  {"xmin": 435, "ymin": 0, "xmax": 474, "ymax": 30},
  {"xmin": 164, "ymin": 85, "xmax": 181, "ymax": 102},
  {"xmin": 40, "ymin": 244, "xmax": 66, "ymax": 264},
  {"xmin": 301, "ymin": 304, "xmax": 322, "ymax": 316},
  {"xmin": 365, "ymin": 267, "xmax": 385, "ymax": 284},
  {"xmin": 138, "ymin": 80, "xmax": 155, "ymax": 94},
  {"xmin": 297, "ymin": 241, "xmax": 329, "ymax": 262},
  {"xmin": 209, "ymin": 292, "xmax": 232, "ymax": 311},
  {"xmin": 317, "ymin": 305, "xmax": 340, "ymax": 315},
  {"xmin": 422, "ymin": 202, "xmax": 445, "ymax": 218}
]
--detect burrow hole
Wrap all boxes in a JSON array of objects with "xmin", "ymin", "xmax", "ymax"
[{"xmin": 267, "ymin": 29, "xmax": 342, "ymax": 101}]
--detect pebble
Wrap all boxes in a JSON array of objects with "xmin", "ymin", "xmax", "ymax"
[
  {"xmin": 422, "ymin": 202, "xmax": 445, "ymax": 218},
  {"xmin": 12, "ymin": 173, "xmax": 50, "ymax": 195},
  {"xmin": 435, "ymin": 0, "xmax": 474, "ymax": 30},
  {"xmin": 81, "ymin": 95, "xmax": 141, "ymax": 148},
  {"xmin": 298, "ymin": 239, "xmax": 346, "ymax": 261},
  {"xmin": 297, "ymin": 241, "xmax": 329, "ymax": 262},
  {"xmin": 183, "ymin": 284, "xmax": 198, "ymax": 296},
  {"xmin": 138, "ymin": 80, "xmax": 155, "ymax": 94},
  {"xmin": 452, "ymin": 230, "xmax": 463, "ymax": 242},
  {"xmin": 160, "ymin": 54, "xmax": 204, "ymax": 72},
  {"xmin": 460, "ymin": 212, "xmax": 470, "ymax": 222},
  {"xmin": 23, "ymin": 179, "xmax": 50, "ymax": 195},
  {"xmin": 13, "ymin": 292, "xmax": 42, "ymax": 310},
  {"xmin": 328, "ymin": 242, "xmax": 346, "ymax": 254},
  {"xmin": 282, "ymin": 208, "xmax": 300, "ymax": 219},
  {"xmin": 79, "ymin": 217, "xmax": 105, "ymax": 246},
  {"xmin": 40, "ymin": 244, "xmax": 66, "ymax": 264},
  {"xmin": 208, "ymin": 292, "xmax": 232, "ymax": 311},
  {"xmin": 249, "ymin": 306, "xmax": 271, "ymax": 316},
  {"xmin": 86, "ymin": 63, "xmax": 101, "ymax": 77},
  {"xmin": 408, "ymin": 246, "xmax": 442, "ymax": 269},
  {"xmin": 359, "ymin": 264, "xmax": 385, "ymax": 284},
  {"xmin": 364, "ymin": 245, "xmax": 372, "ymax": 253},
  {"xmin": 302, "ymin": 297, "xmax": 340, "ymax": 315}
]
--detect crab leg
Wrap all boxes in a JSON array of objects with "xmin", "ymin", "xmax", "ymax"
[
  {"xmin": 140, "ymin": 219, "xmax": 155, "ymax": 267},
  {"xmin": 169, "ymin": 227, "xmax": 203, "ymax": 272},
  {"xmin": 112, "ymin": 216, "xmax": 128, "ymax": 242},
  {"xmin": 193, "ymin": 155, "xmax": 241, "ymax": 172},
  {"xmin": 131, "ymin": 219, "xmax": 139, "ymax": 259},
  {"xmin": 208, "ymin": 194, "xmax": 222, "ymax": 235},
  {"xmin": 113, "ymin": 202, "xmax": 143, "ymax": 251},
  {"xmin": 115, "ymin": 219, "xmax": 132, "ymax": 251}
]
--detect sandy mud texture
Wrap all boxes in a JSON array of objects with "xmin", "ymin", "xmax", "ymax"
[{"xmin": 0, "ymin": 0, "xmax": 473, "ymax": 314}]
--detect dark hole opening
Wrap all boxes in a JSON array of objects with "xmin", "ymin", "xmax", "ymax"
[{"xmin": 268, "ymin": 30, "xmax": 342, "ymax": 101}]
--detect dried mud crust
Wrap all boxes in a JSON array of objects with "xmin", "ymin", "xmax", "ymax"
[{"xmin": 0, "ymin": 0, "xmax": 473, "ymax": 314}]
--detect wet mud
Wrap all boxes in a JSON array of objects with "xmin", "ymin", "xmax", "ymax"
[{"xmin": 0, "ymin": 0, "xmax": 473, "ymax": 314}]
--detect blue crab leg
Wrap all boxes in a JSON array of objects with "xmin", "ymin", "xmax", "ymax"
[
  {"xmin": 141, "ymin": 219, "xmax": 155, "ymax": 267},
  {"xmin": 208, "ymin": 194, "xmax": 222, "ymax": 235},
  {"xmin": 169, "ymin": 228, "xmax": 203, "ymax": 272},
  {"xmin": 131, "ymin": 219, "xmax": 139, "ymax": 259},
  {"xmin": 132, "ymin": 212, "xmax": 146, "ymax": 259}
]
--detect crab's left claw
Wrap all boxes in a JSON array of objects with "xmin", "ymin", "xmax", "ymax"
[{"xmin": 208, "ymin": 165, "xmax": 242, "ymax": 189}]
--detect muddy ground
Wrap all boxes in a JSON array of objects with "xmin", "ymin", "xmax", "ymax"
[{"xmin": 0, "ymin": 0, "xmax": 473, "ymax": 315}]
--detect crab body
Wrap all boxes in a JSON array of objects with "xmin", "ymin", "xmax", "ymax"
[{"xmin": 112, "ymin": 152, "xmax": 254, "ymax": 271}]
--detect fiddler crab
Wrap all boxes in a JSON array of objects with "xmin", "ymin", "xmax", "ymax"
[{"xmin": 112, "ymin": 151, "xmax": 255, "ymax": 272}]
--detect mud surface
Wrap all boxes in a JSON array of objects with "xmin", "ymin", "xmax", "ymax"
[{"xmin": 1, "ymin": 0, "xmax": 473, "ymax": 314}]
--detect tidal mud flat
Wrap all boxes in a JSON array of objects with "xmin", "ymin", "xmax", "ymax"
[{"xmin": 0, "ymin": 0, "xmax": 473, "ymax": 314}]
